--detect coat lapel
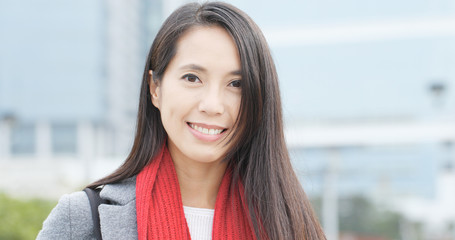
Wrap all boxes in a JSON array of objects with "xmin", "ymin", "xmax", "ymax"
[{"xmin": 98, "ymin": 177, "xmax": 138, "ymax": 240}]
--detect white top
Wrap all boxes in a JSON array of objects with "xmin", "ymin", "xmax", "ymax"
[{"xmin": 183, "ymin": 206, "xmax": 215, "ymax": 240}]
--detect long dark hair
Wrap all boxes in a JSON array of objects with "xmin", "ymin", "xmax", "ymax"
[{"xmin": 88, "ymin": 2, "xmax": 325, "ymax": 239}]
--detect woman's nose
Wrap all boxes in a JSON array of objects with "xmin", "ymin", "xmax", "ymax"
[{"xmin": 198, "ymin": 86, "xmax": 225, "ymax": 115}]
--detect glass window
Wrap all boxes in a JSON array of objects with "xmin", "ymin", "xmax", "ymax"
[
  {"xmin": 10, "ymin": 123, "xmax": 36, "ymax": 155},
  {"xmin": 51, "ymin": 123, "xmax": 77, "ymax": 155}
]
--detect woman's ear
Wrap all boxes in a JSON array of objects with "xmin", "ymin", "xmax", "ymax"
[{"xmin": 148, "ymin": 70, "xmax": 160, "ymax": 109}]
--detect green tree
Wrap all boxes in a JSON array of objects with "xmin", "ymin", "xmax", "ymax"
[
  {"xmin": 338, "ymin": 196, "xmax": 401, "ymax": 239},
  {"xmin": 311, "ymin": 195, "xmax": 402, "ymax": 240},
  {"xmin": 0, "ymin": 193, "xmax": 56, "ymax": 240}
]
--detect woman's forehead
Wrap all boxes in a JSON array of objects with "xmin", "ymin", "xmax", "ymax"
[{"xmin": 169, "ymin": 26, "xmax": 241, "ymax": 73}]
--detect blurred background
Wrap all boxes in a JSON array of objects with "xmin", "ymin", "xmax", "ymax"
[{"xmin": 1, "ymin": 0, "xmax": 454, "ymax": 239}]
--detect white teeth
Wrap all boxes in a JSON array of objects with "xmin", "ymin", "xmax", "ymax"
[{"xmin": 189, "ymin": 123, "xmax": 223, "ymax": 135}]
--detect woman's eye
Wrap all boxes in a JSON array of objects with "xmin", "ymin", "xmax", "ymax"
[
  {"xmin": 182, "ymin": 74, "xmax": 200, "ymax": 83},
  {"xmin": 229, "ymin": 80, "xmax": 241, "ymax": 88}
]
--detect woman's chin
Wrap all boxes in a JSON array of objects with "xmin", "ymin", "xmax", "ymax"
[{"xmin": 189, "ymin": 153, "xmax": 225, "ymax": 165}]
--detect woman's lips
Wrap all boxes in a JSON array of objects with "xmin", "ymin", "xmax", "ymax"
[{"xmin": 187, "ymin": 122, "xmax": 227, "ymax": 142}]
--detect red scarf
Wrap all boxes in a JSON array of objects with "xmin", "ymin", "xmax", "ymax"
[{"xmin": 136, "ymin": 145, "xmax": 256, "ymax": 239}]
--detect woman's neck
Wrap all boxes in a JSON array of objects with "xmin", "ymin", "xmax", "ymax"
[{"xmin": 171, "ymin": 155, "xmax": 228, "ymax": 209}]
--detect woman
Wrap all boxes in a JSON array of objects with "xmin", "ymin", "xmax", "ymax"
[{"xmin": 38, "ymin": 2, "xmax": 326, "ymax": 240}]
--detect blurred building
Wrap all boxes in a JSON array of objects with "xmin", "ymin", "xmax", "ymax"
[
  {"xmin": 231, "ymin": 0, "xmax": 455, "ymax": 238},
  {"xmin": 0, "ymin": 0, "xmax": 165, "ymax": 197}
]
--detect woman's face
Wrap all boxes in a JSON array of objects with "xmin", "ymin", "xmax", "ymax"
[{"xmin": 150, "ymin": 26, "xmax": 242, "ymax": 165}]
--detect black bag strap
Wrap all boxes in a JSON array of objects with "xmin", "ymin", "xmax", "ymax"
[{"xmin": 83, "ymin": 187, "xmax": 104, "ymax": 240}]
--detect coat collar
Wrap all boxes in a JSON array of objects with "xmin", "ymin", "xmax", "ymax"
[
  {"xmin": 98, "ymin": 177, "xmax": 138, "ymax": 239},
  {"xmin": 100, "ymin": 176, "xmax": 136, "ymax": 204}
]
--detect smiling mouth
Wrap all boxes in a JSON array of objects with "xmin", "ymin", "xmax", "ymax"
[{"xmin": 187, "ymin": 122, "xmax": 227, "ymax": 135}]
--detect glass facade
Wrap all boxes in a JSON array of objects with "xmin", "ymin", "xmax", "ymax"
[
  {"xmin": 10, "ymin": 123, "xmax": 35, "ymax": 155},
  {"xmin": 51, "ymin": 123, "xmax": 77, "ymax": 155}
]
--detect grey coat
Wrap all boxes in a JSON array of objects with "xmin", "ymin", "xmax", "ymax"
[{"xmin": 36, "ymin": 177, "xmax": 138, "ymax": 240}]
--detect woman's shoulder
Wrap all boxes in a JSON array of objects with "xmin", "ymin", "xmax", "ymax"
[
  {"xmin": 36, "ymin": 191, "xmax": 94, "ymax": 239},
  {"xmin": 36, "ymin": 176, "xmax": 137, "ymax": 239}
]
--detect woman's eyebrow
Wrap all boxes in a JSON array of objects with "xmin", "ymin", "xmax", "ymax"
[
  {"xmin": 179, "ymin": 64, "xmax": 207, "ymax": 72},
  {"xmin": 180, "ymin": 64, "xmax": 241, "ymax": 76},
  {"xmin": 230, "ymin": 70, "xmax": 241, "ymax": 76}
]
